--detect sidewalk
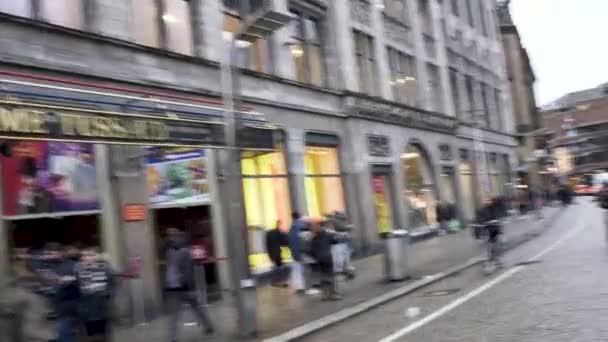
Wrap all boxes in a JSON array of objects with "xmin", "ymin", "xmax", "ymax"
[{"xmin": 112, "ymin": 206, "xmax": 562, "ymax": 341}]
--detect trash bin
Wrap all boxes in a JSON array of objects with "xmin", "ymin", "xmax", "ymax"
[{"xmin": 383, "ymin": 229, "xmax": 410, "ymax": 281}]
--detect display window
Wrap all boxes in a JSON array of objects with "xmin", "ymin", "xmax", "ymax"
[
  {"xmin": 402, "ymin": 145, "xmax": 437, "ymax": 230},
  {"xmin": 241, "ymin": 151, "xmax": 292, "ymax": 272},
  {"xmin": 304, "ymin": 146, "xmax": 345, "ymax": 217},
  {"xmin": 372, "ymin": 174, "xmax": 392, "ymax": 234},
  {"xmin": 459, "ymin": 161, "xmax": 476, "ymax": 221}
]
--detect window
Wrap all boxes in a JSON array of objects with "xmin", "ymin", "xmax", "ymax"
[
  {"xmin": 449, "ymin": 69, "xmax": 460, "ymax": 118},
  {"xmin": 481, "ymin": 83, "xmax": 490, "ymax": 127},
  {"xmin": 223, "ymin": 11, "xmax": 270, "ymax": 72},
  {"xmin": 450, "ymin": 0, "xmax": 459, "ymax": 16},
  {"xmin": 0, "ymin": 0, "xmax": 32, "ymax": 17},
  {"xmin": 304, "ymin": 146, "xmax": 345, "ymax": 217},
  {"xmin": 384, "ymin": 0, "xmax": 408, "ymax": 24},
  {"xmin": 466, "ymin": 0, "xmax": 475, "ymax": 27},
  {"xmin": 418, "ymin": 0, "xmax": 433, "ymax": 35},
  {"xmin": 387, "ymin": 47, "xmax": 417, "ymax": 105},
  {"xmin": 241, "ymin": 151, "xmax": 291, "ymax": 230},
  {"xmin": 354, "ymin": 31, "xmax": 377, "ymax": 95},
  {"xmin": 1, "ymin": 0, "xmax": 84, "ymax": 30},
  {"xmin": 289, "ymin": 11, "xmax": 325, "ymax": 86},
  {"xmin": 495, "ymin": 89, "xmax": 503, "ymax": 131},
  {"xmin": 402, "ymin": 144, "xmax": 438, "ymax": 231},
  {"xmin": 132, "ymin": 0, "xmax": 194, "ymax": 55},
  {"xmin": 465, "ymin": 75, "xmax": 475, "ymax": 121},
  {"xmin": 427, "ymin": 63, "xmax": 443, "ymax": 113}
]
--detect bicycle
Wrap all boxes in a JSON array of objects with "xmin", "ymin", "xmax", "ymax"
[{"xmin": 480, "ymin": 220, "xmax": 503, "ymax": 275}]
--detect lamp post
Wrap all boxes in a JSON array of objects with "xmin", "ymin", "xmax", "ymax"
[{"xmin": 219, "ymin": 1, "xmax": 290, "ymax": 338}]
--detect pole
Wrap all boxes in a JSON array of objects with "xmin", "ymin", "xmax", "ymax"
[{"xmin": 219, "ymin": 4, "xmax": 257, "ymax": 337}]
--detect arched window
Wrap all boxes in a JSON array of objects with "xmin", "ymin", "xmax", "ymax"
[{"xmin": 402, "ymin": 144, "xmax": 437, "ymax": 230}]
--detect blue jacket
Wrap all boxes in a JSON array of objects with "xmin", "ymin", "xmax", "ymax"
[{"xmin": 288, "ymin": 219, "xmax": 306, "ymax": 261}]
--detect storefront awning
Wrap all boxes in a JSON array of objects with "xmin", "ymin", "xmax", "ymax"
[{"xmin": 0, "ymin": 77, "xmax": 278, "ymax": 150}]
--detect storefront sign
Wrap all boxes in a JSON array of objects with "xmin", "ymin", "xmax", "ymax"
[
  {"xmin": 123, "ymin": 204, "xmax": 146, "ymax": 222},
  {"xmin": 368, "ymin": 135, "xmax": 390, "ymax": 157},
  {"xmin": 2, "ymin": 141, "xmax": 99, "ymax": 216},
  {"xmin": 347, "ymin": 96, "xmax": 457, "ymax": 134},
  {"xmin": 0, "ymin": 101, "xmax": 226, "ymax": 147},
  {"xmin": 146, "ymin": 147, "xmax": 210, "ymax": 207}
]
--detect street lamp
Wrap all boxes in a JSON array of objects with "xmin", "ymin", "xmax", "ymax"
[{"xmin": 219, "ymin": 1, "xmax": 290, "ymax": 338}]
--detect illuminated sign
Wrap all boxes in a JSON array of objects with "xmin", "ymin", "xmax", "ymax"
[{"xmin": 123, "ymin": 204, "xmax": 146, "ymax": 222}]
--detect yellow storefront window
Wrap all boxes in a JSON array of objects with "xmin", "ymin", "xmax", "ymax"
[
  {"xmin": 304, "ymin": 146, "xmax": 345, "ymax": 217},
  {"xmin": 241, "ymin": 151, "xmax": 292, "ymax": 272}
]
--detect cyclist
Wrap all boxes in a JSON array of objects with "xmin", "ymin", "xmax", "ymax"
[{"xmin": 477, "ymin": 198, "xmax": 504, "ymax": 271}]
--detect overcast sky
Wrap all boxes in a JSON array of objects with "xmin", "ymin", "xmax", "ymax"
[{"xmin": 510, "ymin": 0, "xmax": 608, "ymax": 105}]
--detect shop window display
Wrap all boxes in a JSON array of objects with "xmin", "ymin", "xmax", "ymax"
[
  {"xmin": 402, "ymin": 145, "xmax": 437, "ymax": 230},
  {"xmin": 241, "ymin": 151, "xmax": 292, "ymax": 272},
  {"xmin": 304, "ymin": 146, "xmax": 345, "ymax": 217}
]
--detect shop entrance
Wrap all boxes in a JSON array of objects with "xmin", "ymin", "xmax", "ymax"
[
  {"xmin": 371, "ymin": 165, "xmax": 397, "ymax": 234},
  {"xmin": 154, "ymin": 205, "xmax": 220, "ymax": 299}
]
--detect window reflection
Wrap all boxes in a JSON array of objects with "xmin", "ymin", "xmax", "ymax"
[
  {"xmin": 164, "ymin": 0, "xmax": 194, "ymax": 55},
  {"xmin": 402, "ymin": 145, "xmax": 438, "ymax": 230},
  {"xmin": 132, "ymin": 0, "xmax": 161, "ymax": 48}
]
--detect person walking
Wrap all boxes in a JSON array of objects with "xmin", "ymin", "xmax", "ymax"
[
  {"xmin": 288, "ymin": 212, "xmax": 306, "ymax": 293},
  {"xmin": 40, "ymin": 243, "xmax": 80, "ymax": 342},
  {"xmin": 309, "ymin": 218, "xmax": 342, "ymax": 301},
  {"xmin": 164, "ymin": 229, "xmax": 215, "ymax": 342},
  {"xmin": 75, "ymin": 246, "xmax": 115, "ymax": 341},
  {"xmin": 265, "ymin": 220, "xmax": 290, "ymax": 286}
]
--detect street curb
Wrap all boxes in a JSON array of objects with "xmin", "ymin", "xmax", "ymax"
[
  {"xmin": 262, "ymin": 208, "xmax": 564, "ymax": 342},
  {"xmin": 261, "ymin": 257, "xmax": 484, "ymax": 342}
]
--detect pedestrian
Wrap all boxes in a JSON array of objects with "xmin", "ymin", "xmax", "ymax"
[
  {"xmin": 436, "ymin": 202, "xmax": 448, "ymax": 234},
  {"xmin": 265, "ymin": 220, "xmax": 290, "ymax": 286},
  {"xmin": 40, "ymin": 242, "xmax": 80, "ymax": 342},
  {"xmin": 75, "ymin": 246, "xmax": 115, "ymax": 341},
  {"xmin": 309, "ymin": 218, "xmax": 342, "ymax": 301},
  {"xmin": 164, "ymin": 229, "xmax": 214, "ymax": 342},
  {"xmin": 288, "ymin": 212, "xmax": 306, "ymax": 293}
]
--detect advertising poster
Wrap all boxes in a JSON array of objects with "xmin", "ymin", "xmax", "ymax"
[
  {"xmin": 373, "ymin": 175, "xmax": 391, "ymax": 234},
  {"xmin": 146, "ymin": 147, "xmax": 209, "ymax": 207},
  {"xmin": 2, "ymin": 141, "xmax": 99, "ymax": 216}
]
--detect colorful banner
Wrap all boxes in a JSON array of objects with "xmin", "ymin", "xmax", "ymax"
[
  {"xmin": 146, "ymin": 147, "xmax": 209, "ymax": 207},
  {"xmin": 2, "ymin": 141, "xmax": 99, "ymax": 216}
]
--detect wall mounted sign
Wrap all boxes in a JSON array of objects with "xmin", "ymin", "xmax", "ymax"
[
  {"xmin": 123, "ymin": 204, "xmax": 146, "ymax": 222},
  {"xmin": 347, "ymin": 96, "xmax": 457, "ymax": 134},
  {"xmin": 438, "ymin": 144, "xmax": 453, "ymax": 161},
  {"xmin": 368, "ymin": 134, "xmax": 390, "ymax": 157},
  {"xmin": 0, "ymin": 100, "xmax": 277, "ymax": 149}
]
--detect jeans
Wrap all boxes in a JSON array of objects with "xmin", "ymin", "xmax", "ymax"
[
  {"xmin": 166, "ymin": 290, "xmax": 214, "ymax": 342},
  {"xmin": 57, "ymin": 316, "xmax": 78, "ymax": 342}
]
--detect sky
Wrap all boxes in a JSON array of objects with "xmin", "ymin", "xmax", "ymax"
[{"xmin": 510, "ymin": 0, "xmax": 608, "ymax": 106}]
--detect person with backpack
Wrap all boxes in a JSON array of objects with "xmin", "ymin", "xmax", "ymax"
[
  {"xmin": 309, "ymin": 218, "xmax": 342, "ymax": 301},
  {"xmin": 75, "ymin": 246, "xmax": 115, "ymax": 341},
  {"xmin": 164, "ymin": 229, "xmax": 215, "ymax": 342}
]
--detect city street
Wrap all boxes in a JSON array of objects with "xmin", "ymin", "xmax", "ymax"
[{"xmin": 300, "ymin": 198, "xmax": 608, "ymax": 342}]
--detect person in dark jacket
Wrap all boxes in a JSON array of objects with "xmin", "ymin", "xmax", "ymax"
[
  {"xmin": 309, "ymin": 218, "xmax": 342, "ymax": 301},
  {"xmin": 41, "ymin": 242, "xmax": 80, "ymax": 342},
  {"xmin": 288, "ymin": 213, "xmax": 307, "ymax": 292},
  {"xmin": 165, "ymin": 229, "xmax": 214, "ymax": 342},
  {"xmin": 265, "ymin": 220, "xmax": 290, "ymax": 286},
  {"xmin": 75, "ymin": 246, "xmax": 115, "ymax": 341}
]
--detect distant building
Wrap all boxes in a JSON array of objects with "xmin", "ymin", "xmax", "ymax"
[
  {"xmin": 497, "ymin": 0, "xmax": 546, "ymax": 191},
  {"xmin": 541, "ymin": 92, "xmax": 608, "ymax": 176}
]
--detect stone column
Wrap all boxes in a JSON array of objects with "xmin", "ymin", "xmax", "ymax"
[
  {"xmin": 207, "ymin": 150, "xmax": 231, "ymax": 290},
  {"xmin": 109, "ymin": 146, "xmax": 161, "ymax": 317},
  {"xmin": 286, "ymin": 128, "xmax": 307, "ymax": 215},
  {"xmin": 193, "ymin": 0, "xmax": 223, "ymax": 62},
  {"xmin": 371, "ymin": 4, "xmax": 392, "ymax": 100},
  {"xmin": 89, "ymin": 0, "xmax": 131, "ymax": 40},
  {"xmin": 329, "ymin": 0, "xmax": 358, "ymax": 91}
]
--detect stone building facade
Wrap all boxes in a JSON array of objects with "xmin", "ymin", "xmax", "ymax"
[{"xmin": 0, "ymin": 0, "xmax": 517, "ymax": 315}]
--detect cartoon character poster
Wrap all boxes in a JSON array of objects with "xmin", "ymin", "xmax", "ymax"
[{"xmin": 2, "ymin": 141, "xmax": 99, "ymax": 216}]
